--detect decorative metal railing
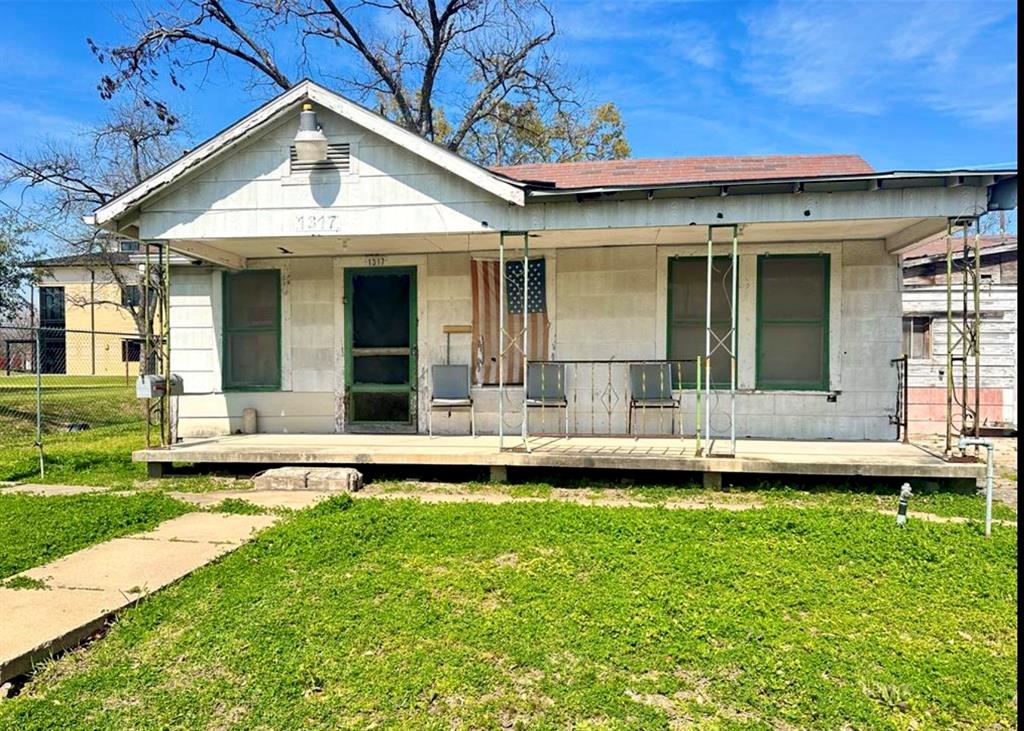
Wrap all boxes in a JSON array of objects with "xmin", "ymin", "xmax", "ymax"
[{"xmin": 518, "ymin": 358, "xmax": 704, "ymax": 447}]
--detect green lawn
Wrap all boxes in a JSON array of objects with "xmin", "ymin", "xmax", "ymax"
[
  {"xmin": 0, "ymin": 491, "xmax": 191, "ymax": 579},
  {"xmin": 0, "ymin": 496, "xmax": 1015, "ymax": 730},
  {"xmin": 0, "ymin": 374, "xmax": 143, "ymax": 443}
]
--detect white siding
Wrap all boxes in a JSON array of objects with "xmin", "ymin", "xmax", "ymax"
[
  {"xmin": 139, "ymin": 112, "xmax": 509, "ymax": 241},
  {"xmin": 173, "ymin": 239, "xmax": 904, "ymax": 441}
]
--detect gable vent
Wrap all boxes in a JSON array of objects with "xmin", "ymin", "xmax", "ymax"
[{"xmin": 289, "ymin": 142, "xmax": 351, "ymax": 174}]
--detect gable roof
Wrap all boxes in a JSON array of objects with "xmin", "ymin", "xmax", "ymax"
[
  {"xmin": 490, "ymin": 154, "xmax": 874, "ymax": 189},
  {"xmin": 91, "ymin": 80, "xmax": 526, "ymax": 228}
]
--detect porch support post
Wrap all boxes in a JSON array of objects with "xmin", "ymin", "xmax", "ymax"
[
  {"xmin": 499, "ymin": 232, "xmax": 506, "ymax": 450},
  {"xmin": 704, "ymin": 226, "xmax": 712, "ymax": 451},
  {"xmin": 522, "ymin": 231, "xmax": 530, "ymax": 452},
  {"xmin": 972, "ymin": 222, "xmax": 982, "ymax": 442},
  {"xmin": 162, "ymin": 242, "xmax": 172, "ymax": 447},
  {"xmin": 729, "ymin": 224, "xmax": 738, "ymax": 455},
  {"xmin": 945, "ymin": 221, "xmax": 954, "ymax": 457}
]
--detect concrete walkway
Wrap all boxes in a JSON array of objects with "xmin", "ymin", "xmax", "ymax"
[
  {"xmin": 0, "ymin": 512, "xmax": 276, "ymax": 683},
  {"xmin": 167, "ymin": 489, "xmax": 334, "ymax": 511},
  {"xmin": 0, "ymin": 484, "xmax": 123, "ymax": 497}
]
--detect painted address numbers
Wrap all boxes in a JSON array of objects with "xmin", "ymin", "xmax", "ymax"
[{"xmin": 295, "ymin": 214, "xmax": 340, "ymax": 232}]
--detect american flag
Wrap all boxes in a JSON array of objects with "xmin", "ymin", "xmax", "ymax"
[{"xmin": 471, "ymin": 258, "xmax": 549, "ymax": 385}]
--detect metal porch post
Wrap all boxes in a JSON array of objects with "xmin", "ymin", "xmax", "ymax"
[
  {"xmin": 944, "ymin": 222, "xmax": 954, "ymax": 456},
  {"xmin": 729, "ymin": 224, "xmax": 738, "ymax": 455},
  {"xmin": 498, "ymin": 232, "xmax": 506, "ymax": 451},
  {"xmin": 704, "ymin": 227, "xmax": 713, "ymax": 451},
  {"xmin": 972, "ymin": 223, "xmax": 982, "ymax": 441},
  {"xmin": 522, "ymin": 231, "xmax": 530, "ymax": 452}
]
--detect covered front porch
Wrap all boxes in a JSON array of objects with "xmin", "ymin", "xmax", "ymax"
[{"xmin": 135, "ymin": 433, "xmax": 985, "ymax": 486}]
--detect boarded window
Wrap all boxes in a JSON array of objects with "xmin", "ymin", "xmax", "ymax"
[
  {"xmin": 757, "ymin": 255, "xmax": 829, "ymax": 390},
  {"xmin": 223, "ymin": 270, "xmax": 280, "ymax": 390},
  {"xmin": 289, "ymin": 143, "xmax": 351, "ymax": 175},
  {"xmin": 902, "ymin": 316, "xmax": 931, "ymax": 359},
  {"xmin": 668, "ymin": 257, "xmax": 735, "ymax": 387},
  {"xmin": 471, "ymin": 258, "xmax": 549, "ymax": 385}
]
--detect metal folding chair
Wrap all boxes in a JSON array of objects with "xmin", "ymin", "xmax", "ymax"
[
  {"xmin": 525, "ymin": 362, "xmax": 569, "ymax": 437},
  {"xmin": 429, "ymin": 364, "xmax": 475, "ymax": 437},
  {"xmin": 628, "ymin": 362, "xmax": 679, "ymax": 435}
]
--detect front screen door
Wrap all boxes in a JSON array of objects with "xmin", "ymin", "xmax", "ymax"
[{"xmin": 344, "ymin": 267, "xmax": 417, "ymax": 428}]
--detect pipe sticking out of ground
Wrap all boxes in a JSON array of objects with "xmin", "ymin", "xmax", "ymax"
[{"xmin": 958, "ymin": 436, "xmax": 995, "ymax": 537}]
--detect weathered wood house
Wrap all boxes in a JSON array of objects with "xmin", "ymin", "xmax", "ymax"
[
  {"xmin": 901, "ymin": 234, "xmax": 1017, "ymax": 434},
  {"xmin": 88, "ymin": 81, "xmax": 1014, "ymax": 483}
]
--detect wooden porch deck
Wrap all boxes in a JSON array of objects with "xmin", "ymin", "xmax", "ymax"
[{"xmin": 135, "ymin": 434, "xmax": 985, "ymax": 484}]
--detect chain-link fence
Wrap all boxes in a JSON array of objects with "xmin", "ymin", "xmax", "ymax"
[{"xmin": 0, "ymin": 326, "xmax": 146, "ymax": 477}]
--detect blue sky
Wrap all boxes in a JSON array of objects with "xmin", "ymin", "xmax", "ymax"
[{"xmin": 0, "ymin": 0, "xmax": 1017, "ymax": 173}]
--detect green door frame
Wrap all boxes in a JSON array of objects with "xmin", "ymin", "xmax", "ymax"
[{"xmin": 343, "ymin": 266, "xmax": 418, "ymax": 428}]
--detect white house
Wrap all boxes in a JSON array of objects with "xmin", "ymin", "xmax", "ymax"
[{"xmin": 89, "ymin": 81, "xmax": 1014, "ymax": 481}]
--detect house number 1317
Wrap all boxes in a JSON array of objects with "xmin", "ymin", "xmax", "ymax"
[{"xmin": 365, "ymin": 255, "xmax": 387, "ymax": 267}]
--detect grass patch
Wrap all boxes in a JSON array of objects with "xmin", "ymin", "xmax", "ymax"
[
  {"xmin": 1, "ymin": 575, "xmax": 48, "ymax": 590},
  {"xmin": 0, "ymin": 491, "xmax": 191, "ymax": 578},
  {"xmin": 208, "ymin": 498, "xmax": 267, "ymax": 515},
  {"xmin": 0, "ymin": 374, "xmax": 144, "ymax": 441},
  {"xmin": 1, "ymin": 497, "xmax": 1015, "ymax": 729}
]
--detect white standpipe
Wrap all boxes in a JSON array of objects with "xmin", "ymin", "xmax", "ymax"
[{"xmin": 958, "ymin": 436, "xmax": 995, "ymax": 537}]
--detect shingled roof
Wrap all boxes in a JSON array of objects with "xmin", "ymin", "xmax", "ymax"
[
  {"xmin": 22, "ymin": 252, "xmax": 132, "ymax": 268},
  {"xmin": 903, "ymin": 234, "xmax": 1017, "ymax": 261},
  {"xmin": 490, "ymin": 154, "xmax": 874, "ymax": 189}
]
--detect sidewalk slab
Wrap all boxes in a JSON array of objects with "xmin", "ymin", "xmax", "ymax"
[
  {"xmin": 0, "ymin": 587, "xmax": 132, "ymax": 682},
  {"xmin": 2, "ymin": 512, "xmax": 277, "ymax": 683},
  {"xmin": 168, "ymin": 490, "xmax": 334, "ymax": 511},
  {"xmin": 0, "ymin": 484, "xmax": 111, "ymax": 497},
  {"xmin": 18, "ymin": 538, "xmax": 235, "ymax": 594},
  {"xmin": 132, "ymin": 512, "xmax": 277, "ymax": 545}
]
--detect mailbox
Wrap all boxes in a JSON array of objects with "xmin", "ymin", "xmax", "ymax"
[{"xmin": 136, "ymin": 374, "xmax": 184, "ymax": 399}]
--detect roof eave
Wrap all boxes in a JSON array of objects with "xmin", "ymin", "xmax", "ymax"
[{"xmin": 521, "ymin": 169, "xmax": 1018, "ymax": 199}]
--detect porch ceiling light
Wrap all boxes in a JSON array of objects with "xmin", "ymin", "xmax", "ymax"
[{"xmin": 294, "ymin": 102, "xmax": 329, "ymax": 162}]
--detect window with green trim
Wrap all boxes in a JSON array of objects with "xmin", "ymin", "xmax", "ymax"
[
  {"xmin": 223, "ymin": 270, "xmax": 281, "ymax": 391},
  {"xmin": 756, "ymin": 255, "xmax": 829, "ymax": 390},
  {"xmin": 668, "ymin": 257, "xmax": 735, "ymax": 387}
]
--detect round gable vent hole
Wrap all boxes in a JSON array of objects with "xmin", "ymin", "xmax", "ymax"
[{"xmin": 803, "ymin": 209, "xmax": 812, "ymax": 217}]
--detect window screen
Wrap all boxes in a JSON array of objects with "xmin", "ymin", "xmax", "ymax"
[
  {"xmin": 223, "ymin": 270, "xmax": 280, "ymax": 390},
  {"xmin": 757, "ymin": 255, "xmax": 829, "ymax": 390},
  {"xmin": 668, "ymin": 257, "xmax": 735, "ymax": 387},
  {"xmin": 902, "ymin": 317, "xmax": 931, "ymax": 359}
]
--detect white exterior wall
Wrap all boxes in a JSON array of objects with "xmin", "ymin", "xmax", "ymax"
[{"xmin": 172, "ymin": 238, "xmax": 901, "ymax": 441}]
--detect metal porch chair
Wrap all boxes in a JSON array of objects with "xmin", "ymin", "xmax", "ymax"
[
  {"xmin": 525, "ymin": 362, "xmax": 569, "ymax": 436},
  {"xmin": 429, "ymin": 364, "xmax": 475, "ymax": 437},
  {"xmin": 628, "ymin": 362, "xmax": 679, "ymax": 435}
]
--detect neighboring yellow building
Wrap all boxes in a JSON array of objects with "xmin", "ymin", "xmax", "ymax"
[{"xmin": 28, "ymin": 250, "xmax": 148, "ymax": 377}]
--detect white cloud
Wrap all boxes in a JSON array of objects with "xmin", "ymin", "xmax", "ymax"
[
  {"xmin": 556, "ymin": 2, "xmax": 723, "ymax": 70},
  {"xmin": 739, "ymin": 0, "xmax": 1018, "ymax": 125}
]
